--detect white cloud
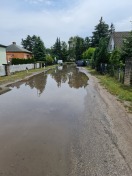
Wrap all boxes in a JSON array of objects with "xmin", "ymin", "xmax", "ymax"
[
  {"xmin": 25, "ymin": 0, "xmax": 52, "ymax": 4},
  {"xmin": 1, "ymin": 0, "xmax": 132, "ymax": 47}
]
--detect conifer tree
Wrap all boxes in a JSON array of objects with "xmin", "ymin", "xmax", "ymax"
[
  {"xmin": 92, "ymin": 17, "xmax": 109, "ymax": 47},
  {"xmin": 52, "ymin": 37, "xmax": 61, "ymax": 60},
  {"xmin": 21, "ymin": 35, "xmax": 46, "ymax": 61},
  {"xmin": 33, "ymin": 37, "xmax": 46, "ymax": 61},
  {"xmin": 109, "ymin": 23, "xmax": 115, "ymax": 34}
]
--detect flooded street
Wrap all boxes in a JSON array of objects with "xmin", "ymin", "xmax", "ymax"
[
  {"xmin": 0, "ymin": 65, "xmax": 88, "ymax": 176},
  {"xmin": 0, "ymin": 64, "xmax": 132, "ymax": 176}
]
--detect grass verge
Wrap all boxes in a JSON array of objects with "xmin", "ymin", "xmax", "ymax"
[
  {"xmin": 0, "ymin": 65, "xmax": 56, "ymax": 86},
  {"xmin": 86, "ymin": 67, "xmax": 132, "ymax": 112}
]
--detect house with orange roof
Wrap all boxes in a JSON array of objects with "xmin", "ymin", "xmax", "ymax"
[{"xmin": 6, "ymin": 42, "xmax": 32, "ymax": 63}]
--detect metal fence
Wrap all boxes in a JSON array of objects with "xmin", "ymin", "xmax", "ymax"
[
  {"xmin": 109, "ymin": 67, "xmax": 125, "ymax": 83},
  {"xmin": 98, "ymin": 63, "xmax": 125, "ymax": 83}
]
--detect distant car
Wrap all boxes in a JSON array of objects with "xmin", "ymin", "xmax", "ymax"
[
  {"xmin": 57, "ymin": 60, "xmax": 63, "ymax": 65},
  {"xmin": 76, "ymin": 60, "xmax": 85, "ymax": 66}
]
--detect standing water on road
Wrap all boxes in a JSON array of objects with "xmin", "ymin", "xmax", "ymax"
[
  {"xmin": 0, "ymin": 64, "xmax": 131, "ymax": 176},
  {"xmin": 0, "ymin": 64, "xmax": 88, "ymax": 176}
]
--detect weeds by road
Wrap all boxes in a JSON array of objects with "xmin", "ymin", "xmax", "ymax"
[{"xmin": 86, "ymin": 67, "xmax": 132, "ymax": 112}]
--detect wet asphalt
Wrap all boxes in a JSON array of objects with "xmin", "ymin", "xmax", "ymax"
[{"xmin": 0, "ymin": 64, "xmax": 131, "ymax": 176}]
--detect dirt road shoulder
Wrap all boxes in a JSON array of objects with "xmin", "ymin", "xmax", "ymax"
[{"xmin": 83, "ymin": 67, "xmax": 132, "ymax": 172}]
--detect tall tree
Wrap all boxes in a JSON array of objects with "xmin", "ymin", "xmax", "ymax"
[
  {"xmin": 109, "ymin": 23, "xmax": 115, "ymax": 34},
  {"xmin": 33, "ymin": 37, "xmax": 46, "ymax": 61},
  {"xmin": 92, "ymin": 17, "xmax": 109, "ymax": 47},
  {"xmin": 61, "ymin": 41, "xmax": 68, "ymax": 62},
  {"xmin": 21, "ymin": 35, "xmax": 37, "ymax": 52},
  {"xmin": 52, "ymin": 37, "xmax": 61, "ymax": 60},
  {"xmin": 68, "ymin": 36, "xmax": 86, "ymax": 61},
  {"xmin": 95, "ymin": 38, "xmax": 109, "ymax": 69},
  {"xmin": 21, "ymin": 35, "xmax": 46, "ymax": 61},
  {"xmin": 68, "ymin": 37, "xmax": 76, "ymax": 61},
  {"xmin": 84, "ymin": 37, "xmax": 90, "ymax": 50},
  {"xmin": 75, "ymin": 36, "xmax": 85, "ymax": 61}
]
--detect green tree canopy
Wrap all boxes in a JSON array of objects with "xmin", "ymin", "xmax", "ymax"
[
  {"xmin": 122, "ymin": 31, "xmax": 132, "ymax": 61},
  {"xmin": 61, "ymin": 41, "xmax": 68, "ymax": 62},
  {"xmin": 45, "ymin": 55, "xmax": 54, "ymax": 65},
  {"xmin": 21, "ymin": 35, "xmax": 46, "ymax": 61},
  {"xmin": 92, "ymin": 17, "xmax": 109, "ymax": 47},
  {"xmin": 68, "ymin": 37, "xmax": 76, "ymax": 61},
  {"xmin": 82, "ymin": 47, "xmax": 95, "ymax": 60},
  {"xmin": 68, "ymin": 36, "xmax": 86, "ymax": 61},
  {"xmin": 75, "ymin": 36, "xmax": 85, "ymax": 60},
  {"xmin": 33, "ymin": 37, "xmax": 46, "ymax": 61},
  {"xmin": 52, "ymin": 37, "xmax": 61, "ymax": 60},
  {"xmin": 51, "ymin": 38, "xmax": 68, "ymax": 62},
  {"xmin": 95, "ymin": 38, "xmax": 109, "ymax": 67},
  {"xmin": 110, "ymin": 48, "xmax": 123, "ymax": 68},
  {"xmin": 84, "ymin": 37, "xmax": 90, "ymax": 50},
  {"xmin": 109, "ymin": 23, "xmax": 115, "ymax": 34},
  {"xmin": 21, "ymin": 35, "xmax": 38, "ymax": 52}
]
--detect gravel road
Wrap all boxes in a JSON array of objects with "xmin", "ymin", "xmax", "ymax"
[{"xmin": 69, "ymin": 68, "xmax": 132, "ymax": 176}]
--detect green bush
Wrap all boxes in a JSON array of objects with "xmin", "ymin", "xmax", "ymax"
[
  {"xmin": 45, "ymin": 55, "xmax": 54, "ymax": 65},
  {"xmin": 12, "ymin": 58, "xmax": 35, "ymax": 65}
]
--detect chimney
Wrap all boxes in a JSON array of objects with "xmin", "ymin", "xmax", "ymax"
[{"xmin": 12, "ymin": 42, "xmax": 16, "ymax": 45}]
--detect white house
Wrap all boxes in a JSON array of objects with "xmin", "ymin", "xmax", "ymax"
[
  {"xmin": 0, "ymin": 44, "xmax": 7, "ymax": 66},
  {"xmin": 108, "ymin": 31, "xmax": 130, "ymax": 52}
]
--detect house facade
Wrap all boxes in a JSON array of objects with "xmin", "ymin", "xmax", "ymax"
[
  {"xmin": 0, "ymin": 44, "xmax": 7, "ymax": 66},
  {"xmin": 108, "ymin": 31, "xmax": 130, "ymax": 52},
  {"xmin": 6, "ymin": 42, "xmax": 32, "ymax": 63}
]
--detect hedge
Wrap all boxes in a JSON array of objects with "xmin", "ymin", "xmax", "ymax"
[{"xmin": 12, "ymin": 58, "xmax": 35, "ymax": 65}]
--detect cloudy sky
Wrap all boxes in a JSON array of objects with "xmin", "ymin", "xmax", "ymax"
[{"xmin": 1, "ymin": 0, "xmax": 132, "ymax": 48}]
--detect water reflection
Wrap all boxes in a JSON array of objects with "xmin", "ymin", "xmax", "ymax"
[
  {"xmin": 9, "ymin": 73, "xmax": 47, "ymax": 96},
  {"xmin": 9, "ymin": 64, "xmax": 88, "ymax": 96},
  {"xmin": 50, "ymin": 64, "xmax": 89, "ymax": 89},
  {"xmin": 0, "ymin": 64, "xmax": 89, "ymax": 175},
  {"xmin": 26, "ymin": 73, "xmax": 47, "ymax": 96}
]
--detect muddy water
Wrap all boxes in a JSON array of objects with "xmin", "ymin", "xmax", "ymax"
[{"xmin": 0, "ymin": 64, "xmax": 88, "ymax": 176}]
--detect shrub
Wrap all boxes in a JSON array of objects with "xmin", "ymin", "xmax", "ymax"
[
  {"xmin": 12, "ymin": 58, "xmax": 35, "ymax": 65},
  {"xmin": 45, "ymin": 55, "xmax": 54, "ymax": 65}
]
